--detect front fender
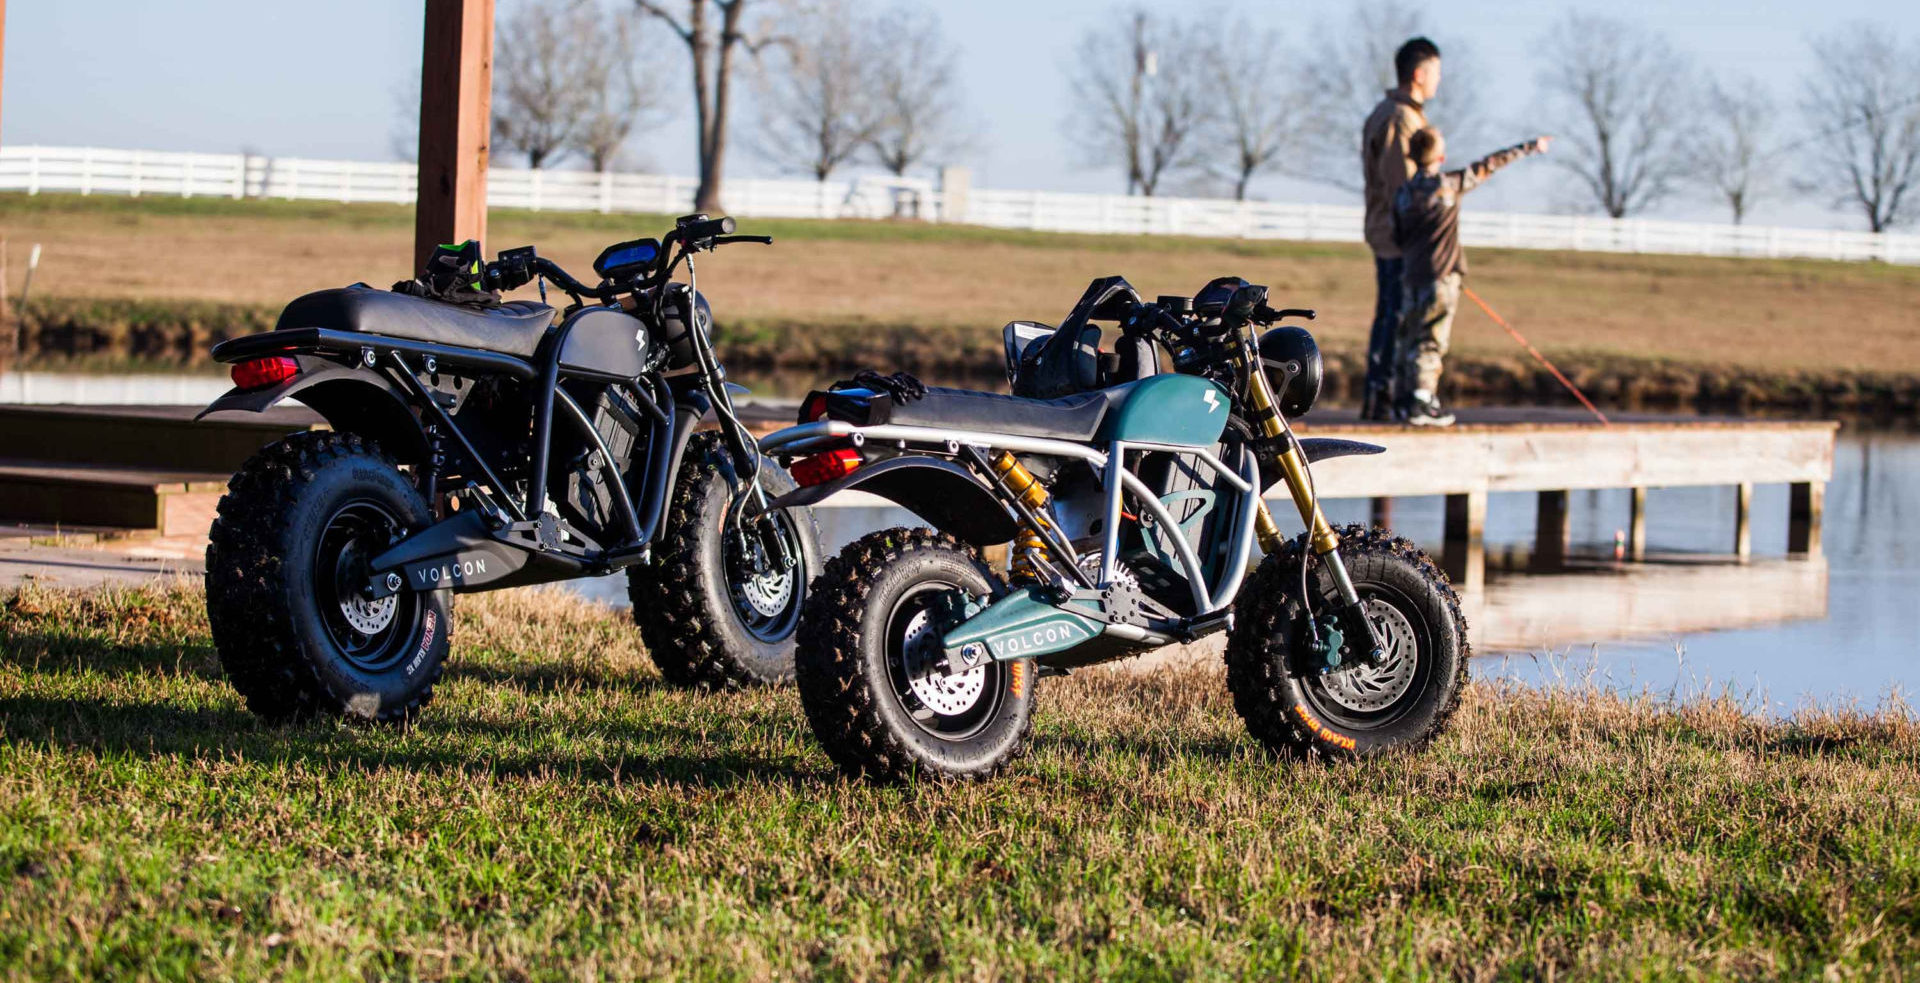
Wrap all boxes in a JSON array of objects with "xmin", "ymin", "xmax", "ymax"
[
  {"xmin": 196, "ymin": 362, "xmax": 429, "ymax": 464},
  {"xmin": 764, "ymin": 456, "xmax": 1020, "ymax": 547},
  {"xmin": 1297, "ymin": 437, "xmax": 1386, "ymax": 463}
]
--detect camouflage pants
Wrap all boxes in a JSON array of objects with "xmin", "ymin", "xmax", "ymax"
[{"xmin": 1396, "ymin": 272, "xmax": 1462, "ymax": 397}]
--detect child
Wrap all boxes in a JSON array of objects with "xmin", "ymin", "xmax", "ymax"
[{"xmin": 1391, "ymin": 127, "xmax": 1550, "ymax": 426}]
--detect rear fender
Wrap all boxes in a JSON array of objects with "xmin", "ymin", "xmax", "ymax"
[
  {"xmin": 764, "ymin": 456, "xmax": 1020, "ymax": 547},
  {"xmin": 197, "ymin": 361, "xmax": 429, "ymax": 464}
]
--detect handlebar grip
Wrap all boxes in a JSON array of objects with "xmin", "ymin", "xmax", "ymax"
[{"xmin": 680, "ymin": 216, "xmax": 737, "ymax": 242}]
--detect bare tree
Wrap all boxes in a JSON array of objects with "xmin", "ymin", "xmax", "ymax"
[
  {"xmin": 1535, "ymin": 13, "xmax": 1694, "ymax": 218},
  {"xmin": 637, "ymin": 0, "xmax": 785, "ymax": 212},
  {"xmin": 573, "ymin": 10, "xmax": 668, "ymax": 171},
  {"xmin": 1689, "ymin": 77, "xmax": 1773, "ymax": 224},
  {"xmin": 865, "ymin": 6, "xmax": 966, "ymax": 176},
  {"xmin": 1067, "ymin": 10, "xmax": 1212, "ymax": 197},
  {"xmin": 493, "ymin": 0, "xmax": 598, "ymax": 169},
  {"xmin": 1802, "ymin": 25, "xmax": 1920, "ymax": 232},
  {"xmin": 1206, "ymin": 17, "xmax": 1306, "ymax": 200},
  {"xmin": 753, "ymin": 0, "xmax": 878, "ymax": 181},
  {"xmin": 1296, "ymin": 0, "xmax": 1485, "ymax": 191}
]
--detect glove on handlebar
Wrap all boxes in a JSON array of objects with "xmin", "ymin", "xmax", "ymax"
[{"xmin": 392, "ymin": 239, "xmax": 502, "ymax": 308}]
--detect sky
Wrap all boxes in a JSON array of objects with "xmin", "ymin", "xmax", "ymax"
[{"xmin": 3, "ymin": 0, "xmax": 1915, "ymax": 229}]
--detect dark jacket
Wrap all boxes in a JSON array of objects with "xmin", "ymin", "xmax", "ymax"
[{"xmin": 1392, "ymin": 140, "xmax": 1543, "ymax": 284}]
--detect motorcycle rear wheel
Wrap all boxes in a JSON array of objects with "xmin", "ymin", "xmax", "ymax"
[
  {"xmin": 205, "ymin": 432, "xmax": 451, "ymax": 723},
  {"xmin": 1225, "ymin": 524, "xmax": 1468, "ymax": 759},
  {"xmin": 795, "ymin": 528, "xmax": 1037, "ymax": 782}
]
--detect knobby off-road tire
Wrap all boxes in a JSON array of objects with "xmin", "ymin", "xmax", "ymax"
[
  {"xmin": 628, "ymin": 431, "xmax": 822, "ymax": 688},
  {"xmin": 205, "ymin": 431, "xmax": 451, "ymax": 723},
  {"xmin": 1225, "ymin": 524, "xmax": 1469, "ymax": 759},
  {"xmin": 795, "ymin": 528, "xmax": 1038, "ymax": 783}
]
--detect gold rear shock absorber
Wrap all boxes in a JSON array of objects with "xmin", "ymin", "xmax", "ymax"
[{"xmin": 991, "ymin": 451, "xmax": 1056, "ymax": 581}]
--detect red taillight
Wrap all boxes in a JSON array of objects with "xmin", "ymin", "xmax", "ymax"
[
  {"xmin": 790, "ymin": 448, "xmax": 861, "ymax": 487},
  {"xmin": 231, "ymin": 356, "xmax": 300, "ymax": 390}
]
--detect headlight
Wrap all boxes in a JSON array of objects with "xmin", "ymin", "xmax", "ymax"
[{"xmin": 1257, "ymin": 326, "xmax": 1323, "ymax": 417}]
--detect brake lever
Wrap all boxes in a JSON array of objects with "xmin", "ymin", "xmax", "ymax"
[{"xmin": 712, "ymin": 235, "xmax": 773, "ymax": 246}]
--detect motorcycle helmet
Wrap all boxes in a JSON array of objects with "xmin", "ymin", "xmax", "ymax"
[{"xmin": 1257, "ymin": 325, "xmax": 1323, "ymax": 417}]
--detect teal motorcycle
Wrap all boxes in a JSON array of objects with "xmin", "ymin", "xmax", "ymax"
[{"xmin": 759, "ymin": 275, "xmax": 1469, "ymax": 781}]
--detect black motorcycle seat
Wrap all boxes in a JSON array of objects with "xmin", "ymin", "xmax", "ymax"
[
  {"xmin": 886, "ymin": 383, "xmax": 1137, "ymax": 441},
  {"xmin": 275, "ymin": 284, "xmax": 556, "ymax": 360}
]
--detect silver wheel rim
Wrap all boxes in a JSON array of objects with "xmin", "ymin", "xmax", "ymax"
[
  {"xmin": 1320, "ymin": 597, "xmax": 1419, "ymax": 713},
  {"xmin": 900, "ymin": 607, "xmax": 987, "ymax": 717}
]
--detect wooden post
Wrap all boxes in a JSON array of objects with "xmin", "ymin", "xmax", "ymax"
[
  {"xmin": 1534, "ymin": 490, "xmax": 1570, "ymax": 570},
  {"xmin": 1442, "ymin": 490, "xmax": 1486, "ymax": 594},
  {"xmin": 1369, "ymin": 496, "xmax": 1392, "ymax": 529},
  {"xmin": 414, "ymin": 0, "xmax": 494, "ymax": 272},
  {"xmin": 1733, "ymin": 482, "xmax": 1753, "ymax": 560},
  {"xmin": 1627, "ymin": 486, "xmax": 1647, "ymax": 561},
  {"xmin": 1787, "ymin": 481, "xmax": 1823, "ymax": 556}
]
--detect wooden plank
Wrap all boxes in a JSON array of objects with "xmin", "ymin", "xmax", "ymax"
[
  {"xmin": 1628, "ymin": 487, "xmax": 1647, "ymax": 561},
  {"xmin": 1302, "ymin": 422, "xmax": 1837, "ymax": 499},
  {"xmin": 0, "ymin": 405, "xmax": 321, "ymax": 471},
  {"xmin": 414, "ymin": 0, "xmax": 494, "ymax": 271}
]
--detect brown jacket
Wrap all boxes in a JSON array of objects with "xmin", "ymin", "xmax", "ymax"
[
  {"xmin": 1361, "ymin": 89, "xmax": 1427, "ymax": 258},
  {"xmin": 1392, "ymin": 140, "xmax": 1544, "ymax": 285}
]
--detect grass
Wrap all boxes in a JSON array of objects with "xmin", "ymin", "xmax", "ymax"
[
  {"xmin": 6, "ymin": 192, "xmax": 1920, "ymax": 379},
  {"xmin": 1, "ymin": 582, "xmax": 1916, "ymax": 980}
]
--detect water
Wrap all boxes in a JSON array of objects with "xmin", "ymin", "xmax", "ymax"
[
  {"xmin": 0, "ymin": 372, "xmax": 231, "ymax": 405},
  {"xmin": 580, "ymin": 428, "xmax": 1914, "ymax": 712}
]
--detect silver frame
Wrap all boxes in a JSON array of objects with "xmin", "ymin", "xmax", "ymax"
[{"xmin": 760, "ymin": 420, "xmax": 1261, "ymax": 617}]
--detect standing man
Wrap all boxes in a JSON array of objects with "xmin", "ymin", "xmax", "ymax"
[{"xmin": 1359, "ymin": 37, "xmax": 1442, "ymax": 421}]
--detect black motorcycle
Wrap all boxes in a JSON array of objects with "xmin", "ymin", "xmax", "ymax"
[{"xmin": 198, "ymin": 215, "xmax": 820, "ymax": 722}]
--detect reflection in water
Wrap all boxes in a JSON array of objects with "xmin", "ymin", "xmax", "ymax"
[{"xmin": 579, "ymin": 431, "xmax": 1915, "ymax": 712}]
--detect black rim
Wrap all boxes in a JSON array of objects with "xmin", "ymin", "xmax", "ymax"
[
  {"xmin": 723, "ymin": 505, "xmax": 806, "ymax": 643},
  {"xmin": 1299, "ymin": 581, "xmax": 1435, "ymax": 731},
  {"xmin": 884, "ymin": 581, "xmax": 1002, "ymax": 740},
  {"xmin": 313, "ymin": 500, "xmax": 420, "ymax": 672}
]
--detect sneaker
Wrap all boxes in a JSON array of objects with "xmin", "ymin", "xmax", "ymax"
[{"xmin": 1404, "ymin": 391, "xmax": 1455, "ymax": 427}]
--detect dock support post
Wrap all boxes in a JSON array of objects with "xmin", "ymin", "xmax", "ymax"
[
  {"xmin": 1370, "ymin": 496, "xmax": 1391, "ymax": 529},
  {"xmin": 1627, "ymin": 487, "xmax": 1647, "ymax": 561},
  {"xmin": 1788, "ymin": 481, "xmax": 1823, "ymax": 556},
  {"xmin": 1442, "ymin": 490, "xmax": 1486, "ymax": 593},
  {"xmin": 1534, "ymin": 490, "xmax": 1569, "ymax": 570},
  {"xmin": 1733, "ymin": 482, "xmax": 1753, "ymax": 560}
]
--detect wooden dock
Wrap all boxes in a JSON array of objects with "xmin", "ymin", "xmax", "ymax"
[
  {"xmin": 1294, "ymin": 408, "xmax": 1836, "ymax": 590},
  {"xmin": 0, "ymin": 405, "xmax": 321, "ymax": 536},
  {"xmin": 0, "ymin": 405, "xmax": 1837, "ymax": 587}
]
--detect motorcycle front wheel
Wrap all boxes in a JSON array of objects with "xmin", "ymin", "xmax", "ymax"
[
  {"xmin": 1225, "ymin": 524, "xmax": 1469, "ymax": 759},
  {"xmin": 629, "ymin": 432, "xmax": 822, "ymax": 688}
]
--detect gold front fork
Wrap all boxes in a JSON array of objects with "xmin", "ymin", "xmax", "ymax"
[{"xmin": 1242, "ymin": 345, "xmax": 1339, "ymax": 557}]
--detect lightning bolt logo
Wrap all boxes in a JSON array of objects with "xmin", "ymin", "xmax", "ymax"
[{"xmin": 1203, "ymin": 389, "xmax": 1220, "ymax": 413}]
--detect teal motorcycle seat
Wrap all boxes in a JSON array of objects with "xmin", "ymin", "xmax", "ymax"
[{"xmin": 884, "ymin": 383, "xmax": 1139, "ymax": 442}]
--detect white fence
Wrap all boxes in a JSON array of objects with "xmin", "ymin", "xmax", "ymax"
[{"xmin": 3, "ymin": 145, "xmax": 1913, "ymax": 265}]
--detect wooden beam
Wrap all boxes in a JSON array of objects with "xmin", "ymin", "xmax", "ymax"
[
  {"xmin": 414, "ymin": 0, "xmax": 494, "ymax": 272},
  {"xmin": 1788, "ymin": 481, "xmax": 1824, "ymax": 556},
  {"xmin": 1369, "ymin": 496, "xmax": 1392, "ymax": 529},
  {"xmin": 1733, "ymin": 482, "xmax": 1753, "ymax": 560},
  {"xmin": 1442, "ymin": 490, "xmax": 1486, "ymax": 594},
  {"xmin": 1627, "ymin": 487, "xmax": 1647, "ymax": 561},
  {"xmin": 1534, "ymin": 490, "xmax": 1570, "ymax": 570}
]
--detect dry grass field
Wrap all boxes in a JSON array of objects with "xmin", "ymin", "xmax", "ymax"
[
  {"xmin": 1, "ymin": 582, "xmax": 1916, "ymax": 980},
  {"xmin": 6, "ymin": 193, "xmax": 1920, "ymax": 377}
]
